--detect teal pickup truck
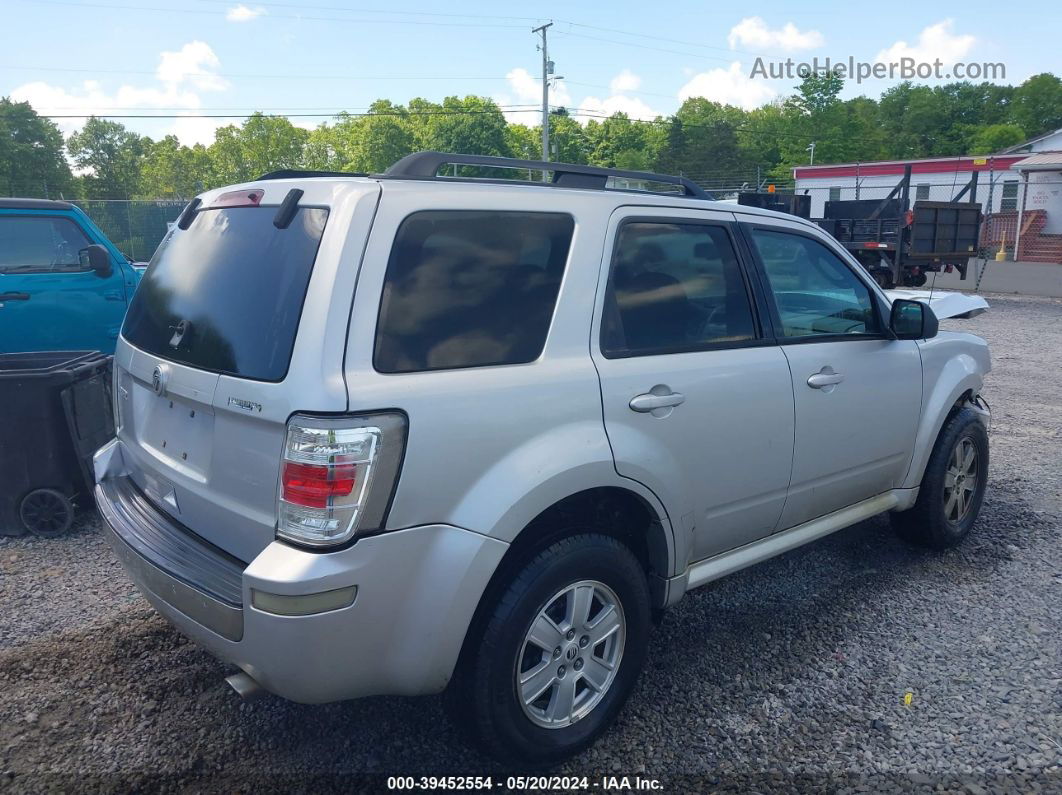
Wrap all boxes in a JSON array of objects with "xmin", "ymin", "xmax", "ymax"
[{"xmin": 0, "ymin": 199, "xmax": 145, "ymax": 353}]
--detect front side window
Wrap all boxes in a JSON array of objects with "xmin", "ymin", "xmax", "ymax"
[
  {"xmin": 751, "ymin": 228, "xmax": 879, "ymax": 338},
  {"xmin": 374, "ymin": 211, "xmax": 574, "ymax": 373},
  {"xmin": 602, "ymin": 221, "xmax": 756, "ymax": 357},
  {"xmin": 0, "ymin": 216, "xmax": 92, "ymax": 274}
]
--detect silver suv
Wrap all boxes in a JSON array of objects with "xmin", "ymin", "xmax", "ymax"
[{"xmin": 94, "ymin": 152, "xmax": 991, "ymax": 764}]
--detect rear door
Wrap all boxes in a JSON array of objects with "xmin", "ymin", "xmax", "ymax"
[
  {"xmin": 740, "ymin": 218, "xmax": 921, "ymax": 530},
  {"xmin": 592, "ymin": 206, "xmax": 795, "ymax": 564},
  {"xmin": 0, "ymin": 212, "xmax": 127, "ymax": 353},
  {"xmin": 114, "ymin": 182, "xmax": 379, "ymax": 561}
]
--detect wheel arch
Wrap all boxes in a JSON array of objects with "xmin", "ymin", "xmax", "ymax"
[
  {"xmin": 450, "ymin": 482, "xmax": 676, "ymax": 693},
  {"xmin": 902, "ymin": 351, "xmax": 986, "ymax": 489}
]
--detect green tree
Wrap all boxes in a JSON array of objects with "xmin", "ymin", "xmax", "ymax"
[
  {"xmin": 0, "ymin": 98, "xmax": 72, "ymax": 198},
  {"xmin": 586, "ymin": 113, "xmax": 654, "ymax": 169},
  {"xmin": 1009, "ymin": 73, "xmax": 1062, "ymax": 139},
  {"xmin": 138, "ymin": 135, "xmax": 212, "ymax": 198},
  {"xmin": 67, "ymin": 116, "xmax": 145, "ymax": 199},
  {"xmin": 417, "ymin": 96, "xmax": 512, "ymax": 158},
  {"xmin": 655, "ymin": 99, "xmax": 748, "ymax": 184},
  {"xmin": 967, "ymin": 123, "xmax": 1027, "ymax": 154},
  {"xmin": 548, "ymin": 110, "xmax": 590, "ymax": 164},
  {"xmin": 328, "ymin": 101, "xmax": 414, "ymax": 172},
  {"xmin": 208, "ymin": 113, "xmax": 309, "ymax": 184}
]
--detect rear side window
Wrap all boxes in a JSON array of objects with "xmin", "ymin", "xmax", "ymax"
[
  {"xmin": 122, "ymin": 206, "xmax": 328, "ymax": 381},
  {"xmin": 374, "ymin": 211, "xmax": 574, "ymax": 373},
  {"xmin": 0, "ymin": 216, "xmax": 92, "ymax": 273}
]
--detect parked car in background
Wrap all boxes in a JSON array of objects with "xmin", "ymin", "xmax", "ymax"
[
  {"xmin": 0, "ymin": 199, "xmax": 143, "ymax": 354},
  {"xmin": 94, "ymin": 153, "xmax": 992, "ymax": 765}
]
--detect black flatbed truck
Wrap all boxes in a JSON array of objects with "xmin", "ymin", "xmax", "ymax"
[{"xmin": 739, "ymin": 164, "xmax": 983, "ymax": 289}]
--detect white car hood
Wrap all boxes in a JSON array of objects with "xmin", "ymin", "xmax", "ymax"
[{"xmin": 885, "ymin": 289, "xmax": 989, "ymax": 320}]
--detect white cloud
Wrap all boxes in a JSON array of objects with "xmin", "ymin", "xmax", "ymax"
[
  {"xmin": 156, "ymin": 41, "xmax": 228, "ymax": 91},
  {"xmin": 875, "ymin": 20, "xmax": 976, "ymax": 66},
  {"xmin": 497, "ymin": 66, "xmax": 663, "ymax": 125},
  {"xmin": 573, "ymin": 94, "xmax": 663, "ymax": 123},
  {"xmin": 494, "ymin": 67, "xmax": 573, "ymax": 123},
  {"xmin": 11, "ymin": 41, "xmax": 229, "ymax": 145},
  {"xmin": 226, "ymin": 4, "xmax": 266, "ymax": 22},
  {"xmin": 728, "ymin": 17, "xmax": 824, "ymax": 52},
  {"xmin": 610, "ymin": 69, "xmax": 642, "ymax": 94},
  {"xmin": 678, "ymin": 62, "xmax": 778, "ymax": 110}
]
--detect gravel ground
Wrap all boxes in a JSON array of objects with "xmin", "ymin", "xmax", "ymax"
[{"xmin": 1, "ymin": 292, "xmax": 1060, "ymax": 793}]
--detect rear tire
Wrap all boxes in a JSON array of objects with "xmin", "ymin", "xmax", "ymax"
[
  {"xmin": 449, "ymin": 534, "xmax": 650, "ymax": 766},
  {"xmin": 891, "ymin": 406, "xmax": 988, "ymax": 549}
]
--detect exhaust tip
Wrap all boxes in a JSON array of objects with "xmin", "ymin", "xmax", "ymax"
[{"xmin": 225, "ymin": 671, "xmax": 264, "ymax": 701}]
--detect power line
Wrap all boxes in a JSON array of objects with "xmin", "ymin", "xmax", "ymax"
[
  {"xmin": 35, "ymin": 108, "xmax": 545, "ymax": 119},
  {"xmin": 20, "ymin": 0, "xmax": 531, "ymax": 27},
  {"xmin": 0, "ymin": 64, "xmax": 513, "ymax": 81}
]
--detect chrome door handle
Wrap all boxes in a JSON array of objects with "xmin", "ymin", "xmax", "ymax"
[
  {"xmin": 807, "ymin": 367, "xmax": 844, "ymax": 389},
  {"xmin": 629, "ymin": 391, "xmax": 685, "ymax": 412}
]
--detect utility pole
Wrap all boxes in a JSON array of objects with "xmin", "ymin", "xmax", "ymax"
[
  {"xmin": 533, "ymin": 22, "xmax": 553, "ymax": 162},
  {"xmin": 806, "ymin": 141, "xmax": 816, "ymax": 165}
]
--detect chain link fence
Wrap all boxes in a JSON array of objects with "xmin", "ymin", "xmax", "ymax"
[{"xmin": 69, "ymin": 200, "xmax": 185, "ymax": 262}]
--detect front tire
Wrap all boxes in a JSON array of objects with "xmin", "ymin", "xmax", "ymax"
[
  {"xmin": 892, "ymin": 406, "xmax": 989, "ymax": 549},
  {"xmin": 451, "ymin": 534, "xmax": 650, "ymax": 766}
]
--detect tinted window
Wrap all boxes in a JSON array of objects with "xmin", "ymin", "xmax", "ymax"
[
  {"xmin": 122, "ymin": 206, "xmax": 328, "ymax": 381},
  {"xmin": 0, "ymin": 216, "xmax": 92, "ymax": 273},
  {"xmin": 602, "ymin": 222, "xmax": 756, "ymax": 357},
  {"xmin": 751, "ymin": 229, "xmax": 879, "ymax": 338},
  {"xmin": 374, "ymin": 211, "xmax": 573, "ymax": 373}
]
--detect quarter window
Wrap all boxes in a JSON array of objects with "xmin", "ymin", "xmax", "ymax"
[
  {"xmin": 374, "ymin": 211, "xmax": 574, "ymax": 373},
  {"xmin": 602, "ymin": 222, "xmax": 756, "ymax": 357},
  {"xmin": 751, "ymin": 229, "xmax": 880, "ymax": 338},
  {"xmin": 0, "ymin": 216, "xmax": 93, "ymax": 273}
]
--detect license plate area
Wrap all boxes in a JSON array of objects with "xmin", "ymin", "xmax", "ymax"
[{"xmin": 132, "ymin": 384, "xmax": 214, "ymax": 480}]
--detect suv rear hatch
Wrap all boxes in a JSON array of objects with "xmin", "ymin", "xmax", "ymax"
[{"xmin": 112, "ymin": 181, "xmax": 379, "ymax": 561}]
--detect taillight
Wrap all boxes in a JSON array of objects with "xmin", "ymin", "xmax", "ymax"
[{"xmin": 276, "ymin": 413, "xmax": 407, "ymax": 548}]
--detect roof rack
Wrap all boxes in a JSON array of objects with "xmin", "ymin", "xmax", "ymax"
[
  {"xmin": 257, "ymin": 169, "xmax": 367, "ymax": 181},
  {"xmin": 381, "ymin": 151, "xmax": 713, "ymax": 199}
]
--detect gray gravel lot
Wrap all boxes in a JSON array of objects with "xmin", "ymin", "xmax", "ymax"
[{"xmin": 1, "ymin": 293, "xmax": 1060, "ymax": 793}]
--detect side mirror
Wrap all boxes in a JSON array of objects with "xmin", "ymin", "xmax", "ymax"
[
  {"xmin": 890, "ymin": 298, "xmax": 939, "ymax": 340},
  {"xmin": 80, "ymin": 244, "xmax": 112, "ymax": 278}
]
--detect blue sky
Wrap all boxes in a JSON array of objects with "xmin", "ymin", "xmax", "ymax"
[{"xmin": 2, "ymin": 0, "xmax": 1059, "ymax": 145}]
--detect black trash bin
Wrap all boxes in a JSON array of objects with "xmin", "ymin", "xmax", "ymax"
[{"xmin": 0, "ymin": 351, "xmax": 114, "ymax": 537}]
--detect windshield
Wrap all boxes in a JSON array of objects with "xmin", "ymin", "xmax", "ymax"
[{"xmin": 122, "ymin": 205, "xmax": 328, "ymax": 381}]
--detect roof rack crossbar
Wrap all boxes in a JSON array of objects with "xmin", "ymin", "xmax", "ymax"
[{"xmin": 382, "ymin": 151, "xmax": 712, "ymax": 199}]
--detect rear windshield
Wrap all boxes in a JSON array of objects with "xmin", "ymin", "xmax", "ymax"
[{"xmin": 122, "ymin": 206, "xmax": 328, "ymax": 381}]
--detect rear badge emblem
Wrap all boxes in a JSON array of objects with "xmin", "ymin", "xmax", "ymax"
[
  {"xmin": 228, "ymin": 396, "xmax": 263, "ymax": 413},
  {"xmin": 152, "ymin": 365, "xmax": 168, "ymax": 397}
]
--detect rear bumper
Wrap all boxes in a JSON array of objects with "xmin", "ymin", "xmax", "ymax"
[{"xmin": 94, "ymin": 439, "xmax": 509, "ymax": 703}]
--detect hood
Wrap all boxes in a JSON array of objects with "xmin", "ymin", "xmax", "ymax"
[{"xmin": 884, "ymin": 289, "xmax": 989, "ymax": 320}]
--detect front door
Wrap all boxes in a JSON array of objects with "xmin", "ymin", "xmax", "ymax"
[
  {"xmin": 0, "ymin": 213, "xmax": 127, "ymax": 353},
  {"xmin": 592, "ymin": 207, "xmax": 795, "ymax": 564},
  {"xmin": 742, "ymin": 222, "xmax": 922, "ymax": 530}
]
